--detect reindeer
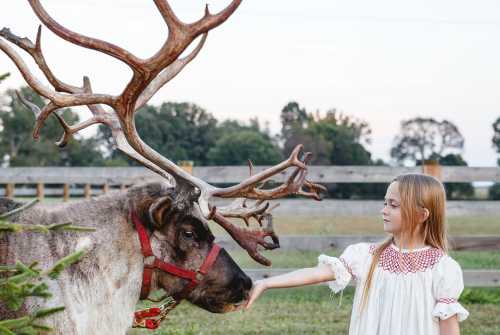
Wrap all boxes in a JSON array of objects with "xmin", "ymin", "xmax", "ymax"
[{"xmin": 0, "ymin": 1, "xmax": 324, "ymax": 334}]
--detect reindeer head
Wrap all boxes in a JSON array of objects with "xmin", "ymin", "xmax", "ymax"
[
  {"xmin": 0, "ymin": 0, "xmax": 326, "ymax": 312},
  {"xmin": 130, "ymin": 182, "xmax": 252, "ymax": 313}
]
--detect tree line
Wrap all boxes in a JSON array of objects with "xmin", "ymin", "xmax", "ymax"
[{"xmin": 1, "ymin": 79, "xmax": 499, "ymax": 200}]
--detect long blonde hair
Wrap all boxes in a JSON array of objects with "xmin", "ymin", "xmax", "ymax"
[{"xmin": 361, "ymin": 173, "xmax": 448, "ymax": 308}]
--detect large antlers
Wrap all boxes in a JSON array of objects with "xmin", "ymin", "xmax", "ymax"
[{"xmin": 0, "ymin": 1, "xmax": 325, "ymax": 266}]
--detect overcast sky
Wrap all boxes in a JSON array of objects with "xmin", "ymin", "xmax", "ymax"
[{"xmin": 1, "ymin": 0, "xmax": 500, "ymax": 166}]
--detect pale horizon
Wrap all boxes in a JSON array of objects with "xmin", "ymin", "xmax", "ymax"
[{"xmin": 1, "ymin": 0, "xmax": 499, "ymax": 167}]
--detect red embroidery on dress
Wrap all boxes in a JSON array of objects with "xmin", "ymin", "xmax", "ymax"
[
  {"xmin": 339, "ymin": 257, "xmax": 356, "ymax": 280},
  {"xmin": 369, "ymin": 244, "xmax": 444, "ymax": 274},
  {"xmin": 437, "ymin": 298, "xmax": 457, "ymax": 304}
]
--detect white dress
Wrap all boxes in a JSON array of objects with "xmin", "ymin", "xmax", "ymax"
[{"xmin": 318, "ymin": 243, "xmax": 469, "ymax": 335}]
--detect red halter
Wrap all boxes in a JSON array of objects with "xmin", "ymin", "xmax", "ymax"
[{"xmin": 131, "ymin": 211, "xmax": 221, "ymax": 329}]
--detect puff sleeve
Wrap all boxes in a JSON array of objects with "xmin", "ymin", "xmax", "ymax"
[
  {"xmin": 432, "ymin": 256, "xmax": 469, "ymax": 322},
  {"xmin": 318, "ymin": 243, "xmax": 370, "ymax": 293}
]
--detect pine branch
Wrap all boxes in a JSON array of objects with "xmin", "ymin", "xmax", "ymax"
[
  {"xmin": 0, "ymin": 196, "xmax": 93, "ymax": 333},
  {"xmin": 0, "ymin": 221, "xmax": 95, "ymax": 234}
]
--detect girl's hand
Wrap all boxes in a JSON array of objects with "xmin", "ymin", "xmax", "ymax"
[{"xmin": 245, "ymin": 280, "xmax": 267, "ymax": 310}]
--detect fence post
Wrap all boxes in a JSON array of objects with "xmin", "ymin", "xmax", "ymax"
[
  {"xmin": 179, "ymin": 160, "xmax": 193, "ymax": 175},
  {"xmin": 5, "ymin": 183, "xmax": 14, "ymax": 198},
  {"xmin": 120, "ymin": 184, "xmax": 126, "ymax": 192},
  {"xmin": 102, "ymin": 183, "xmax": 109, "ymax": 194},
  {"xmin": 422, "ymin": 160, "xmax": 442, "ymax": 180},
  {"xmin": 36, "ymin": 183, "xmax": 44, "ymax": 201},
  {"xmin": 84, "ymin": 184, "xmax": 91, "ymax": 199},
  {"xmin": 63, "ymin": 184, "xmax": 70, "ymax": 202}
]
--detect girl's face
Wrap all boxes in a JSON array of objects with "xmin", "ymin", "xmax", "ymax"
[{"xmin": 381, "ymin": 181, "xmax": 402, "ymax": 234}]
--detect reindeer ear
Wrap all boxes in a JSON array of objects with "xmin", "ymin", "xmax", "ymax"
[{"xmin": 148, "ymin": 196, "xmax": 174, "ymax": 229}]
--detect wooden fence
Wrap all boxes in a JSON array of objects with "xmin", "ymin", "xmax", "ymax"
[
  {"xmin": 217, "ymin": 235, "xmax": 500, "ymax": 252},
  {"xmin": 1, "ymin": 166, "xmax": 499, "ymax": 286},
  {"xmin": 1, "ymin": 166, "xmax": 500, "ymax": 215}
]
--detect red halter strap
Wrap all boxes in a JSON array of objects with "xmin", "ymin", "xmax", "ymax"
[{"xmin": 131, "ymin": 211, "xmax": 221, "ymax": 300}]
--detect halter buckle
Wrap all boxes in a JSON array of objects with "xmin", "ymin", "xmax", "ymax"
[{"xmin": 195, "ymin": 271, "xmax": 204, "ymax": 282}]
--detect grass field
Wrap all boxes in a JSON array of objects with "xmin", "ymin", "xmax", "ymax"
[
  {"xmin": 128, "ymin": 287, "xmax": 500, "ymax": 335},
  {"xmin": 139, "ymin": 214, "xmax": 500, "ymax": 334}
]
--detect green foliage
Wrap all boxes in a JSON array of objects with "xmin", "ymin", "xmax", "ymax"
[
  {"xmin": 489, "ymin": 183, "xmax": 500, "ymax": 200},
  {"xmin": 279, "ymin": 102, "xmax": 383, "ymax": 199},
  {"xmin": 0, "ymin": 73, "xmax": 10, "ymax": 84},
  {"xmin": 97, "ymin": 104, "xmax": 283, "ymax": 166},
  {"xmin": 207, "ymin": 119, "xmax": 282, "ymax": 165},
  {"xmin": 0, "ymin": 250, "xmax": 80, "ymax": 334},
  {"xmin": 46, "ymin": 250, "xmax": 86, "ymax": 280},
  {"xmin": 461, "ymin": 288, "xmax": 500, "ymax": 305},
  {"xmin": 0, "ymin": 221, "xmax": 95, "ymax": 234},
  {"xmin": 0, "ymin": 87, "xmax": 104, "ymax": 167},
  {"xmin": 98, "ymin": 102, "xmax": 218, "ymax": 166},
  {"xmin": 281, "ymin": 104, "xmax": 373, "ymax": 166},
  {"xmin": 0, "ymin": 203, "xmax": 93, "ymax": 334},
  {"xmin": 280, "ymin": 101, "xmax": 312, "ymax": 142}
]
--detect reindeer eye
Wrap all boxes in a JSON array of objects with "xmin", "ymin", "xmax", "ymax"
[{"xmin": 183, "ymin": 231, "xmax": 194, "ymax": 239}]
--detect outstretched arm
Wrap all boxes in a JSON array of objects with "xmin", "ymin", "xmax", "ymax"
[
  {"xmin": 440, "ymin": 315, "xmax": 460, "ymax": 335},
  {"xmin": 245, "ymin": 264, "xmax": 336, "ymax": 310}
]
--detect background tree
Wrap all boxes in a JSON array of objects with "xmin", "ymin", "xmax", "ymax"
[
  {"xmin": 97, "ymin": 102, "xmax": 218, "ymax": 166},
  {"xmin": 280, "ymin": 101, "xmax": 311, "ymax": 141},
  {"xmin": 391, "ymin": 117, "xmax": 473, "ymax": 199},
  {"xmin": 390, "ymin": 117, "xmax": 464, "ymax": 165},
  {"xmin": 207, "ymin": 119, "xmax": 282, "ymax": 165},
  {"xmin": 0, "ymin": 87, "xmax": 104, "ymax": 167},
  {"xmin": 281, "ymin": 105, "xmax": 372, "ymax": 165},
  {"xmin": 280, "ymin": 102, "xmax": 385, "ymax": 198},
  {"xmin": 489, "ymin": 117, "xmax": 500, "ymax": 199}
]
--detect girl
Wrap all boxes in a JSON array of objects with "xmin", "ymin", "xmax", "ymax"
[{"xmin": 245, "ymin": 173, "xmax": 468, "ymax": 335}]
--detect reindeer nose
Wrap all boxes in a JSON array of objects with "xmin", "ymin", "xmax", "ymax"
[
  {"xmin": 230, "ymin": 271, "xmax": 252, "ymax": 293},
  {"xmin": 239, "ymin": 273, "xmax": 253, "ymax": 291}
]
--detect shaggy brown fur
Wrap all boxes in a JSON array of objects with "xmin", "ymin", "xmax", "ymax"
[{"xmin": 0, "ymin": 182, "xmax": 251, "ymax": 334}]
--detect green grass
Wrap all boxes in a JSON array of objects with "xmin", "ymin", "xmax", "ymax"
[{"xmin": 127, "ymin": 287, "xmax": 500, "ymax": 335}]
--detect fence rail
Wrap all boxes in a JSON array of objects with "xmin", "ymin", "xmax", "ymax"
[
  {"xmin": 244, "ymin": 269, "xmax": 500, "ymax": 287},
  {"xmin": 1, "ymin": 166, "xmax": 499, "ymax": 287},
  {"xmin": 1, "ymin": 166, "xmax": 499, "ymax": 202},
  {"xmin": 217, "ymin": 235, "xmax": 500, "ymax": 251},
  {"xmin": 1, "ymin": 165, "xmax": 500, "ymax": 184}
]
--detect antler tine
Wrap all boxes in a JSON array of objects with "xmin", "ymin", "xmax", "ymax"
[
  {"xmin": 28, "ymin": 0, "xmax": 143, "ymax": 70},
  {"xmin": 134, "ymin": 33, "xmax": 208, "ymax": 111},
  {"xmin": 153, "ymin": 0, "xmax": 184, "ymax": 31},
  {"xmin": 187, "ymin": 0, "xmax": 243, "ymax": 36},
  {"xmin": 0, "ymin": 38, "xmax": 115, "ymax": 109},
  {"xmin": 216, "ymin": 199, "xmax": 270, "ymax": 227},
  {"xmin": 211, "ymin": 212, "xmax": 279, "ymax": 266},
  {"xmin": 210, "ymin": 144, "xmax": 307, "ymax": 199},
  {"xmin": 0, "ymin": 26, "xmax": 81, "ymax": 94},
  {"xmin": 2, "ymin": 2, "xmax": 329, "ymax": 267},
  {"xmin": 298, "ymin": 181, "xmax": 327, "ymax": 201}
]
